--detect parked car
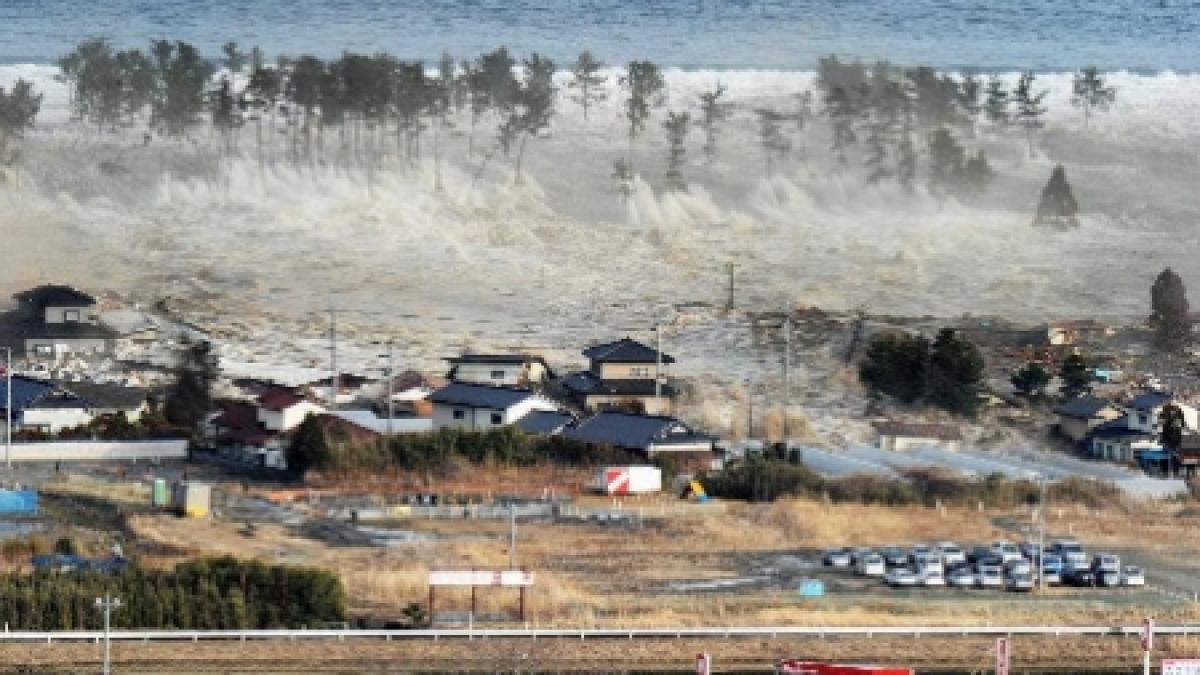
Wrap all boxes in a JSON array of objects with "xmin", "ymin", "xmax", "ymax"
[
  {"xmin": 975, "ymin": 555, "xmax": 1004, "ymax": 573},
  {"xmin": 857, "ymin": 553, "xmax": 886, "ymax": 577},
  {"xmin": 849, "ymin": 547, "xmax": 875, "ymax": 567},
  {"xmin": 1121, "ymin": 566, "xmax": 1146, "ymax": 587},
  {"xmin": 1019, "ymin": 542, "xmax": 1042, "ymax": 561},
  {"xmin": 991, "ymin": 540, "xmax": 1023, "ymax": 564},
  {"xmin": 908, "ymin": 544, "xmax": 934, "ymax": 565},
  {"xmin": 1051, "ymin": 539, "xmax": 1088, "ymax": 569},
  {"xmin": 1091, "ymin": 554, "xmax": 1121, "ymax": 573},
  {"xmin": 880, "ymin": 546, "xmax": 909, "ymax": 568},
  {"xmin": 976, "ymin": 567, "xmax": 1004, "ymax": 588},
  {"xmin": 886, "ymin": 568, "xmax": 920, "ymax": 587},
  {"xmin": 1006, "ymin": 572, "xmax": 1035, "ymax": 592},
  {"xmin": 947, "ymin": 568, "xmax": 977, "ymax": 588},
  {"xmin": 967, "ymin": 545, "xmax": 993, "ymax": 565},
  {"xmin": 1006, "ymin": 559, "xmax": 1033, "ymax": 576},
  {"xmin": 1065, "ymin": 568, "xmax": 1096, "ymax": 587},
  {"xmin": 914, "ymin": 554, "xmax": 944, "ymax": 577},
  {"xmin": 936, "ymin": 541, "xmax": 967, "ymax": 566},
  {"xmin": 823, "ymin": 548, "xmax": 852, "ymax": 568},
  {"xmin": 921, "ymin": 568, "xmax": 946, "ymax": 587},
  {"xmin": 1041, "ymin": 554, "xmax": 1064, "ymax": 585}
]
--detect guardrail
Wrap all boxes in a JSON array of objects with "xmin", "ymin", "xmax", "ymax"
[{"xmin": 1, "ymin": 624, "xmax": 1194, "ymax": 643}]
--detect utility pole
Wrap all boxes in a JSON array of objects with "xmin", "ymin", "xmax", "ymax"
[
  {"xmin": 782, "ymin": 316, "xmax": 791, "ymax": 444},
  {"xmin": 746, "ymin": 380, "xmax": 754, "ymax": 440},
  {"xmin": 4, "ymin": 347, "xmax": 11, "ymax": 471},
  {"xmin": 95, "ymin": 593, "xmax": 122, "ymax": 675},
  {"xmin": 725, "ymin": 263, "xmax": 737, "ymax": 311},
  {"xmin": 328, "ymin": 308, "xmax": 340, "ymax": 411},
  {"xmin": 1038, "ymin": 473, "xmax": 1047, "ymax": 593},
  {"xmin": 655, "ymin": 322, "xmax": 663, "ymax": 401},
  {"xmin": 508, "ymin": 501, "xmax": 516, "ymax": 569},
  {"xmin": 380, "ymin": 339, "xmax": 395, "ymax": 438}
]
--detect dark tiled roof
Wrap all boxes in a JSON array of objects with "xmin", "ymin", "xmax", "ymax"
[
  {"xmin": 565, "ymin": 411, "xmax": 712, "ymax": 452},
  {"xmin": 874, "ymin": 421, "xmax": 963, "ymax": 441},
  {"xmin": 582, "ymin": 337, "xmax": 675, "ymax": 365},
  {"xmin": 1127, "ymin": 391, "xmax": 1173, "ymax": 411},
  {"xmin": 212, "ymin": 403, "xmax": 258, "ymax": 430},
  {"xmin": 14, "ymin": 285, "xmax": 96, "ymax": 308},
  {"xmin": 0, "ymin": 376, "xmax": 86, "ymax": 412},
  {"xmin": 562, "ymin": 371, "xmax": 675, "ymax": 397},
  {"xmin": 428, "ymin": 383, "xmax": 536, "ymax": 409},
  {"xmin": 515, "ymin": 411, "xmax": 573, "ymax": 435},
  {"xmin": 1055, "ymin": 396, "xmax": 1118, "ymax": 420},
  {"xmin": 446, "ymin": 354, "xmax": 547, "ymax": 365},
  {"xmin": 12, "ymin": 319, "xmax": 118, "ymax": 340},
  {"xmin": 1087, "ymin": 418, "xmax": 1151, "ymax": 442},
  {"xmin": 257, "ymin": 388, "xmax": 306, "ymax": 411},
  {"xmin": 52, "ymin": 381, "xmax": 147, "ymax": 411}
]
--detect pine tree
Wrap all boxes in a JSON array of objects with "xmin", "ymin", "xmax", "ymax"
[
  {"xmin": 1058, "ymin": 353, "xmax": 1092, "ymax": 400},
  {"xmin": 983, "ymin": 75, "xmax": 1009, "ymax": 127},
  {"xmin": 164, "ymin": 340, "xmax": 216, "ymax": 434},
  {"xmin": 221, "ymin": 42, "xmax": 245, "ymax": 74},
  {"xmin": 1151, "ymin": 268, "xmax": 1191, "ymax": 352},
  {"xmin": 1011, "ymin": 362, "xmax": 1050, "ymax": 397},
  {"xmin": 959, "ymin": 72, "xmax": 982, "ymax": 130},
  {"xmin": 1161, "ymin": 403, "xmax": 1187, "ymax": 452},
  {"xmin": 859, "ymin": 332, "xmax": 929, "ymax": 404},
  {"xmin": 567, "ymin": 50, "xmax": 607, "ymax": 122},
  {"xmin": 896, "ymin": 130, "xmax": 916, "ymax": 193},
  {"xmin": 825, "ymin": 85, "xmax": 858, "ymax": 166},
  {"xmin": 959, "ymin": 150, "xmax": 994, "ymax": 201},
  {"xmin": 1071, "ymin": 66, "xmax": 1116, "ymax": 129},
  {"xmin": 1012, "ymin": 71, "xmax": 1047, "ymax": 158},
  {"xmin": 620, "ymin": 60, "xmax": 666, "ymax": 176},
  {"xmin": 927, "ymin": 127, "xmax": 964, "ymax": 196},
  {"xmin": 287, "ymin": 414, "xmax": 331, "ymax": 475},
  {"xmin": 862, "ymin": 112, "xmax": 891, "ymax": 184},
  {"xmin": 1034, "ymin": 164, "xmax": 1080, "ymax": 227},
  {"xmin": 662, "ymin": 111, "xmax": 690, "ymax": 191},
  {"xmin": 505, "ymin": 52, "xmax": 556, "ymax": 180},
  {"xmin": 755, "ymin": 108, "xmax": 791, "ymax": 177},
  {"xmin": 927, "ymin": 328, "xmax": 984, "ymax": 418},
  {"xmin": 696, "ymin": 85, "xmax": 731, "ymax": 165},
  {"xmin": 0, "ymin": 79, "xmax": 42, "ymax": 166}
]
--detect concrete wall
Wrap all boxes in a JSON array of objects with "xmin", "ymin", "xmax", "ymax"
[
  {"xmin": 598, "ymin": 363, "xmax": 659, "ymax": 380},
  {"xmin": 881, "ymin": 436, "xmax": 963, "ymax": 452},
  {"xmin": 18, "ymin": 408, "xmax": 93, "ymax": 434},
  {"xmin": 584, "ymin": 394, "xmax": 671, "ymax": 416},
  {"xmin": 43, "ymin": 306, "xmax": 98, "ymax": 325},
  {"xmin": 258, "ymin": 401, "xmax": 324, "ymax": 432},
  {"xmin": 0, "ymin": 440, "xmax": 188, "ymax": 462},
  {"xmin": 453, "ymin": 363, "xmax": 527, "ymax": 387}
]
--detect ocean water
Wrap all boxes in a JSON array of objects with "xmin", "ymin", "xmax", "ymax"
[{"xmin": 1, "ymin": 0, "xmax": 1198, "ymax": 70}]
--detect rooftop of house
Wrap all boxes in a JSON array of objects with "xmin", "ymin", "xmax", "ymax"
[
  {"xmin": 14, "ymin": 285, "xmax": 97, "ymax": 309},
  {"xmin": 428, "ymin": 382, "xmax": 538, "ymax": 409},
  {"xmin": 561, "ymin": 371, "xmax": 676, "ymax": 397},
  {"xmin": 0, "ymin": 375, "xmax": 88, "ymax": 412},
  {"xmin": 515, "ymin": 410, "xmax": 574, "ymax": 435},
  {"xmin": 8, "ymin": 319, "xmax": 118, "ymax": 340},
  {"xmin": 257, "ymin": 388, "xmax": 308, "ymax": 412},
  {"xmin": 873, "ymin": 421, "xmax": 963, "ymax": 441},
  {"xmin": 50, "ymin": 380, "xmax": 147, "ymax": 411},
  {"xmin": 1055, "ymin": 395, "xmax": 1119, "ymax": 420},
  {"xmin": 564, "ymin": 411, "xmax": 711, "ymax": 451},
  {"xmin": 211, "ymin": 402, "xmax": 259, "ymax": 430},
  {"xmin": 1088, "ymin": 418, "xmax": 1154, "ymax": 441},
  {"xmin": 445, "ymin": 354, "xmax": 548, "ymax": 366},
  {"xmin": 307, "ymin": 373, "xmax": 377, "ymax": 389},
  {"xmin": 322, "ymin": 410, "xmax": 434, "ymax": 435},
  {"xmin": 1127, "ymin": 391, "xmax": 1175, "ymax": 411},
  {"xmin": 582, "ymin": 337, "xmax": 675, "ymax": 365}
]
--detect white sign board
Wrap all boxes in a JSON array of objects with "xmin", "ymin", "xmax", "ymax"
[
  {"xmin": 1142, "ymin": 617, "xmax": 1155, "ymax": 652},
  {"xmin": 1164, "ymin": 659, "xmax": 1200, "ymax": 675},
  {"xmin": 696, "ymin": 652, "xmax": 711, "ymax": 675},
  {"xmin": 429, "ymin": 570, "xmax": 534, "ymax": 587},
  {"xmin": 996, "ymin": 637, "xmax": 1009, "ymax": 675}
]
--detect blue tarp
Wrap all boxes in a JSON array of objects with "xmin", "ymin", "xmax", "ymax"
[
  {"xmin": 1136, "ymin": 449, "xmax": 1170, "ymax": 461},
  {"xmin": 30, "ymin": 554, "xmax": 127, "ymax": 573},
  {"xmin": 0, "ymin": 490, "xmax": 37, "ymax": 514}
]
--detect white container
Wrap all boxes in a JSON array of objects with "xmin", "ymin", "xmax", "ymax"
[{"xmin": 594, "ymin": 465, "xmax": 662, "ymax": 495}]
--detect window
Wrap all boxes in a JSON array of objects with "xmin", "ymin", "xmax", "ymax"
[
  {"xmin": 630, "ymin": 367, "xmax": 650, "ymax": 378},
  {"xmin": 34, "ymin": 344, "xmax": 53, "ymax": 356},
  {"xmin": 490, "ymin": 370, "xmax": 506, "ymax": 380},
  {"xmin": 490, "ymin": 412, "xmax": 503, "ymax": 425},
  {"xmin": 453, "ymin": 409, "xmax": 465, "ymax": 420},
  {"xmin": 1139, "ymin": 413, "xmax": 1149, "ymax": 426},
  {"xmin": 63, "ymin": 310, "xmax": 80, "ymax": 323}
]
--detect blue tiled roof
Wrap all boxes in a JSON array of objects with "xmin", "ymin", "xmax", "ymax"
[
  {"xmin": 1055, "ymin": 396, "xmax": 1116, "ymax": 419},
  {"xmin": 582, "ymin": 337, "xmax": 675, "ymax": 364},
  {"xmin": 565, "ymin": 411, "xmax": 712, "ymax": 452},
  {"xmin": 515, "ymin": 411, "xmax": 573, "ymax": 435},
  {"xmin": 428, "ymin": 383, "xmax": 536, "ymax": 410},
  {"xmin": 1127, "ymin": 391, "xmax": 1173, "ymax": 411}
]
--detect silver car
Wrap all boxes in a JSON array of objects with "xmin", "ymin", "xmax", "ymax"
[
  {"xmin": 947, "ymin": 568, "xmax": 977, "ymax": 588},
  {"xmin": 1121, "ymin": 566, "xmax": 1146, "ymax": 587},
  {"xmin": 1006, "ymin": 572, "xmax": 1035, "ymax": 592},
  {"xmin": 886, "ymin": 568, "xmax": 920, "ymax": 587},
  {"xmin": 976, "ymin": 566, "xmax": 1004, "ymax": 588},
  {"xmin": 936, "ymin": 541, "xmax": 967, "ymax": 566}
]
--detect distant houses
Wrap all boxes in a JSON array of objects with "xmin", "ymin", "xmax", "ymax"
[
  {"xmin": 564, "ymin": 410, "xmax": 715, "ymax": 469},
  {"xmin": 0, "ymin": 375, "xmax": 150, "ymax": 436},
  {"xmin": 1054, "ymin": 396, "xmax": 1123, "ymax": 444},
  {"xmin": 445, "ymin": 354, "xmax": 553, "ymax": 388}
]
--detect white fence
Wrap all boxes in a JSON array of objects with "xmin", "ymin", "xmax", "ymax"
[
  {"xmin": 1, "ymin": 624, "xmax": 1196, "ymax": 643},
  {"xmin": 2, "ymin": 440, "xmax": 188, "ymax": 462}
]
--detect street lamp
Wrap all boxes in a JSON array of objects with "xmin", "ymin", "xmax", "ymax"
[{"xmin": 95, "ymin": 593, "xmax": 122, "ymax": 675}]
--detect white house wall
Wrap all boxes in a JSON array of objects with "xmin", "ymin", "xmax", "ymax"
[{"xmin": 20, "ymin": 408, "xmax": 93, "ymax": 433}]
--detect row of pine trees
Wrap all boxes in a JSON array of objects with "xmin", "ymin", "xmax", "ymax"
[{"xmin": 1, "ymin": 41, "xmax": 1119, "ymax": 201}]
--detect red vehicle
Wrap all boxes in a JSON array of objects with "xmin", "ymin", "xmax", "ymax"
[{"xmin": 776, "ymin": 660, "xmax": 913, "ymax": 675}]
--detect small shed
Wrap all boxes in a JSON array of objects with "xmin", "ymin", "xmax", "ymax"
[{"xmin": 875, "ymin": 421, "xmax": 963, "ymax": 451}]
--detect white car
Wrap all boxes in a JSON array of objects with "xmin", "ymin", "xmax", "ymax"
[
  {"xmin": 857, "ymin": 553, "xmax": 886, "ymax": 577},
  {"xmin": 936, "ymin": 541, "xmax": 966, "ymax": 566},
  {"xmin": 1006, "ymin": 572, "xmax": 1035, "ymax": 592},
  {"xmin": 991, "ymin": 540, "xmax": 1023, "ymax": 564},
  {"xmin": 947, "ymin": 568, "xmax": 977, "ymax": 588},
  {"xmin": 976, "ymin": 567, "xmax": 1004, "ymax": 588},
  {"xmin": 921, "ymin": 568, "xmax": 946, "ymax": 587},
  {"xmin": 1006, "ymin": 559, "xmax": 1033, "ymax": 576},
  {"xmin": 886, "ymin": 568, "xmax": 919, "ymax": 587},
  {"xmin": 1121, "ymin": 566, "xmax": 1146, "ymax": 587},
  {"xmin": 822, "ymin": 548, "xmax": 852, "ymax": 568},
  {"xmin": 914, "ymin": 554, "xmax": 944, "ymax": 576}
]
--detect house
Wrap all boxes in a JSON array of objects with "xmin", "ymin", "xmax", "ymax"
[
  {"xmin": 428, "ymin": 383, "xmax": 558, "ymax": 431},
  {"xmin": 9, "ymin": 285, "xmax": 118, "ymax": 359},
  {"xmin": 1087, "ymin": 418, "xmax": 1160, "ymax": 463},
  {"xmin": 445, "ymin": 354, "xmax": 553, "ymax": 387},
  {"xmin": 209, "ymin": 402, "xmax": 281, "ymax": 452},
  {"xmin": 305, "ymin": 373, "xmax": 378, "ymax": 407},
  {"xmin": 1044, "ymin": 320, "xmax": 1112, "ymax": 347},
  {"xmin": 1170, "ymin": 434, "xmax": 1200, "ymax": 477},
  {"xmin": 50, "ymin": 380, "xmax": 150, "ymax": 422},
  {"xmin": 515, "ymin": 410, "xmax": 574, "ymax": 436},
  {"xmin": 256, "ymin": 387, "xmax": 325, "ymax": 432},
  {"xmin": 321, "ymin": 410, "xmax": 433, "ymax": 435},
  {"xmin": 0, "ymin": 376, "xmax": 93, "ymax": 435},
  {"xmin": 564, "ymin": 411, "xmax": 715, "ymax": 469},
  {"xmin": 562, "ymin": 337, "xmax": 676, "ymax": 415},
  {"xmin": 1055, "ymin": 396, "xmax": 1123, "ymax": 444},
  {"xmin": 1122, "ymin": 391, "xmax": 1198, "ymax": 435},
  {"xmin": 874, "ymin": 421, "xmax": 963, "ymax": 451}
]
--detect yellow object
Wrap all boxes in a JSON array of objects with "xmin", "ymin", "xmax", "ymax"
[{"xmin": 687, "ymin": 480, "xmax": 707, "ymax": 499}]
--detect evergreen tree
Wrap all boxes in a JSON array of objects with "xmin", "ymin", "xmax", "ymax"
[
  {"xmin": 959, "ymin": 150, "xmax": 994, "ymax": 201},
  {"xmin": 755, "ymin": 108, "xmax": 791, "ymax": 177},
  {"xmin": 905, "ymin": 66, "xmax": 963, "ymax": 130},
  {"xmin": 0, "ymin": 79, "xmax": 42, "ymax": 166},
  {"xmin": 611, "ymin": 157, "xmax": 633, "ymax": 201},
  {"xmin": 1151, "ymin": 267, "xmax": 1191, "ymax": 352},
  {"xmin": 825, "ymin": 85, "xmax": 858, "ymax": 166},
  {"xmin": 221, "ymin": 42, "xmax": 245, "ymax": 74},
  {"xmin": 1058, "ymin": 353, "xmax": 1092, "ymax": 400},
  {"xmin": 896, "ymin": 129, "xmax": 917, "ymax": 193},
  {"xmin": 1011, "ymin": 362, "xmax": 1050, "ymax": 397},
  {"xmin": 926, "ymin": 328, "xmax": 985, "ymax": 418},
  {"xmin": 696, "ymin": 85, "xmax": 731, "ymax": 165},
  {"xmin": 164, "ymin": 340, "xmax": 216, "ymax": 433},
  {"xmin": 1034, "ymin": 164, "xmax": 1080, "ymax": 227},
  {"xmin": 983, "ymin": 75, "xmax": 1009, "ymax": 127},
  {"xmin": 567, "ymin": 50, "xmax": 607, "ymax": 122},
  {"xmin": 927, "ymin": 127, "xmax": 965, "ymax": 197},
  {"xmin": 1160, "ymin": 403, "xmax": 1187, "ymax": 453},
  {"xmin": 210, "ymin": 77, "xmax": 237, "ymax": 154},
  {"xmin": 859, "ymin": 332, "xmax": 929, "ymax": 404},
  {"xmin": 287, "ymin": 414, "xmax": 331, "ymax": 474},
  {"xmin": 1012, "ymin": 71, "xmax": 1047, "ymax": 158},
  {"xmin": 959, "ymin": 72, "xmax": 982, "ymax": 129},
  {"xmin": 620, "ymin": 60, "xmax": 666, "ymax": 175},
  {"xmin": 503, "ymin": 52, "xmax": 556, "ymax": 179},
  {"xmin": 1071, "ymin": 66, "xmax": 1116, "ymax": 129},
  {"xmin": 662, "ymin": 111, "xmax": 690, "ymax": 191}
]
